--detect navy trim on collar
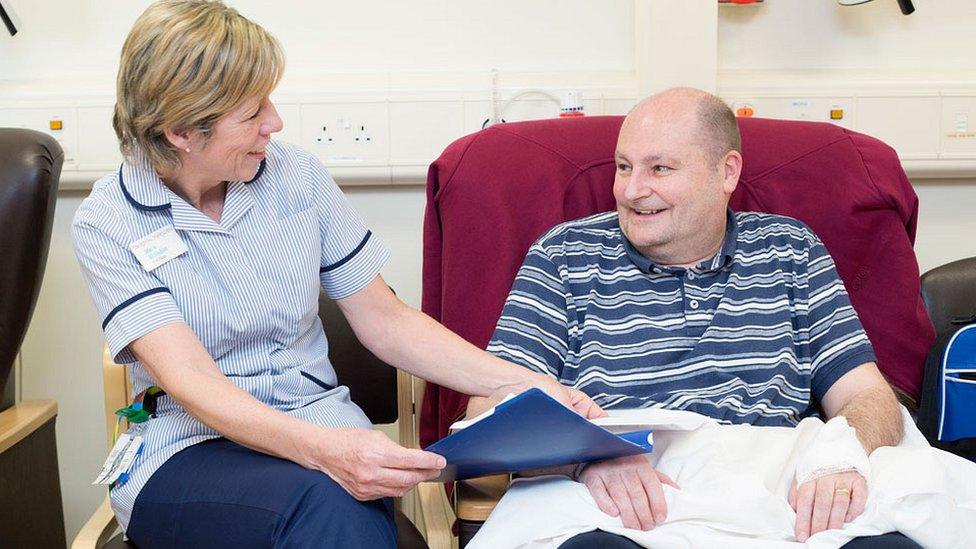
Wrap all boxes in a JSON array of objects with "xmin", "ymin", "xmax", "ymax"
[
  {"xmin": 245, "ymin": 159, "xmax": 267, "ymax": 184},
  {"xmin": 119, "ymin": 165, "xmax": 171, "ymax": 212},
  {"xmin": 121, "ymin": 157, "xmax": 265, "ymax": 211}
]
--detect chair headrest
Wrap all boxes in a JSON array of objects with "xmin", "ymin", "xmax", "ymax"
[{"xmin": 0, "ymin": 128, "xmax": 64, "ymax": 410}]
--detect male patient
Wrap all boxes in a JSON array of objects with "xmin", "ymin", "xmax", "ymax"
[{"xmin": 466, "ymin": 88, "xmax": 908, "ymax": 546}]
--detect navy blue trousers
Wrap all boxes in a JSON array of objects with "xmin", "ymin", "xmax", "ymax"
[
  {"xmin": 127, "ymin": 438, "xmax": 396, "ymax": 548},
  {"xmin": 559, "ymin": 529, "xmax": 922, "ymax": 548}
]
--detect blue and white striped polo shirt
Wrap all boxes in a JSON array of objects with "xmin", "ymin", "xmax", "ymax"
[
  {"xmin": 72, "ymin": 140, "xmax": 388, "ymax": 530},
  {"xmin": 488, "ymin": 210, "xmax": 875, "ymax": 426}
]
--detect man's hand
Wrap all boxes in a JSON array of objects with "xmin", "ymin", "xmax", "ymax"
[
  {"xmin": 578, "ymin": 455, "xmax": 679, "ymax": 531},
  {"xmin": 789, "ymin": 470, "xmax": 867, "ymax": 542}
]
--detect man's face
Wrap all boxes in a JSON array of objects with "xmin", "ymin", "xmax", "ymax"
[{"xmin": 613, "ymin": 105, "xmax": 735, "ymax": 266}]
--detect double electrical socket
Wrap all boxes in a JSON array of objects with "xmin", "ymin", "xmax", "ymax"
[{"xmin": 300, "ymin": 102, "xmax": 388, "ymax": 164}]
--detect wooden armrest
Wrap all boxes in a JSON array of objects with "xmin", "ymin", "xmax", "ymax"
[
  {"xmin": 416, "ymin": 482, "xmax": 455, "ymax": 549},
  {"xmin": 455, "ymin": 474, "xmax": 511, "ymax": 522},
  {"xmin": 72, "ymin": 496, "xmax": 119, "ymax": 549},
  {"xmin": 0, "ymin": 398, "xmax": 57, "ymax": 454}
]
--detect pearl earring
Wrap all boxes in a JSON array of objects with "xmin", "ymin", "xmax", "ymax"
[{"xmin": 184, "ymin": 147, "xmax": 191, "ymax": 153}]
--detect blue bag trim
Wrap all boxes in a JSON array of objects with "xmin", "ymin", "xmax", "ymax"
[{"xmin": 937, "ymin": 323, "xmax": 976, "ymax": 441}]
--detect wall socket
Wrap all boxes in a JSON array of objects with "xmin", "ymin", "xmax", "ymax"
[{"xmin": 301, "ymin": 103, "xmax": 388, "ymax": 164}]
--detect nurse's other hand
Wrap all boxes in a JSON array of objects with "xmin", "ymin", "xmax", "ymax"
[
  {"xmin": 308, "ymin": 428, "xmax": 446, "ymax": 501},
  {"xmin": 531, "ymin": 375, "xmax": 607, "ymax": 420}
]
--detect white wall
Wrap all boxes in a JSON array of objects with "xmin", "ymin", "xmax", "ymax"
[
  {"xmin": 913, "ymin": 183, "xmax": 976, "ymax": 272},
  {"xmin": 719, "ymin": 0, "xmax": 976, "ymax": 73},
  {"xmin": 717, "ymin": 0, "xmax": 976, "ymax": 270},
  {"xmin": 1, "ymin": 0, "xmax": 635, "ymax": 87}
]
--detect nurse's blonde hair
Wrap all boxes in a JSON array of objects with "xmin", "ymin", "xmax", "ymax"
[{"xmin": 113, "ymin": 0, "xmax": 285, "ymax": 171}]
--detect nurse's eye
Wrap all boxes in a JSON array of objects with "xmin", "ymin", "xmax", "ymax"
[
  {"xmin": 617, "ymin": 162, "xmax": 632, "ymax": 173},
  {"xmin": 247, "ymin": 108, "xmax": 261, "ymax": 120}
]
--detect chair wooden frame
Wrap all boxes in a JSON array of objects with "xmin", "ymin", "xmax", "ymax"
[
  {"xmin": 0, "ymin": 399, "xmax": 57, "ymax": 455},
  {"xmin": 455, "ymin": 475, "xmax": 510, "ymax": 525},
  {"xmin": 72, "ymin": 346, "xmax": 455, "ymax": 549}
]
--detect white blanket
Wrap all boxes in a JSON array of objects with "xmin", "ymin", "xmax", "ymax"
[{"xmin": 469, "ymin": 409, "xmax": 976, "ymax": 548}]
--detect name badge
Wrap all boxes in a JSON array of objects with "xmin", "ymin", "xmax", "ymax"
[{"xmin": 129, "ymin": 226, "xmax": 188, "ymax": 271}]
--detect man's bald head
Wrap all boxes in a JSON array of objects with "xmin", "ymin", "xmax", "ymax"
[
  {"xmin": 612, "ymin": 87, "xmax": 744, "ymax": 267},
  {"xmin": 625, "ymin": 87, "xmax": 741, "ymax": 163}
]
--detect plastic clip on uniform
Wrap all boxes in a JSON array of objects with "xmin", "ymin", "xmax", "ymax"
[{"xmin": 93, "ymin": 398, "xmax": 154, "ymax": 488}]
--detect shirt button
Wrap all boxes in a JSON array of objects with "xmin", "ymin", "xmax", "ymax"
[
  {"xmin": 689, "ymin": 299, "xmax": 699, "ymax": 309},
  {"xmin": 687, "ymin": 272, "xmax": 696, "ymax": 280}
]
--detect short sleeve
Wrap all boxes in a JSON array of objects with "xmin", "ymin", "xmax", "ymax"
[
  {"xmin": 301, "ymin": 152, "xmax": 390, "ymax": 299},
  {"xmin": 72, "ymin": 203, "xmax": 184, "ymax": 364},
  {"xmin": 804, "ymin": 236, "xmax": 877, "ymax": 400},
  {"xmin": 487, "ymin": 243, "xmax": 572, "ymax": 379}
]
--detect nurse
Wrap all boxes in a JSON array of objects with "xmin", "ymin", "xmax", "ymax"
[{"xmin": 72, "ymin": 1, "xmax": 601, "ymax": 546}]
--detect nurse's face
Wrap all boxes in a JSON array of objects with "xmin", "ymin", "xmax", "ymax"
[{"xmin": 186, "ymin": 96, "xmax": 283, "ymax": 183}]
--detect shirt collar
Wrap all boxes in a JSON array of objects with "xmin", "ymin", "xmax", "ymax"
[
  {"xmin": 622, "ymin": 208, "xmax": 738, "ymax": 275},
  {"xmin": 118, "ymin": 149, "xmax": 266, "ymax": 212},
  {"xmin": 118, "ymin": 150, "xmax": 170, "ymax": 211}
]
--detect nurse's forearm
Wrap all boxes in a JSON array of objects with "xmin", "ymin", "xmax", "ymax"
[
  {"xmin": 338, "ymin": 277, "xmax": 541, "ymax": 399},
  {"xmin": 382, "ymin": 304, "xmax": 542, "ymax": 397},
  {"xmin": 128, "ymin": 322, "xmax": 323, "ymax": 467}
]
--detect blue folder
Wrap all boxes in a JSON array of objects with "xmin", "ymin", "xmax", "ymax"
[{"xmin": 425, "ymin": 388, "xmax": 653, "ymax": 481}]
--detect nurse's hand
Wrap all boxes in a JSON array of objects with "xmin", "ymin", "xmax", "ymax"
[
  {"xmin": 308, "ymin": 428, "xmax": 446, "ymax": 501},
  {"xmin": 526, "ymin": 375, "xmax": 607, "ymax": 420},
  {"xmin": 468, "ymin": 374, "xmax": 606, "ymax": 420}
]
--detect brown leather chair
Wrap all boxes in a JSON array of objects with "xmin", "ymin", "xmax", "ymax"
[
  {"xmin": 73, "ymin": 290, "xmax": 453, "ymax": 549},
  {"xmin": 0, "ymin": 128, "xmax": 65, "ymax": 547}
]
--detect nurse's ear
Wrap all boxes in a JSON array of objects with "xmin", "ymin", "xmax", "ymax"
[{"xmin": 164, "ymin": 128, "xmax": 195, "ymax": 154}]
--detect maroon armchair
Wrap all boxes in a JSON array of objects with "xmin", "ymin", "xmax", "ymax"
[{"xmin": 420, "ymin": 115, "xmax": 934, "ymax": 450}]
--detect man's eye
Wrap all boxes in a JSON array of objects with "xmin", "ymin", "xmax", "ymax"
[
  {"xmin": 617, "ymin": 163, "xmax": 631, "ymax": 172},
  {"xmin": 653, "ymin": 165, "xmax": 672, "ymax": 174}
]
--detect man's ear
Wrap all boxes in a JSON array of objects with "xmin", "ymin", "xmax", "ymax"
[
  {"xmin": 163, "ymin": 128, "xmax": 192, "ymax": 152},
  {"xmin": 721, "ymin": 150, "xmax": 743, "ymax": 195}
]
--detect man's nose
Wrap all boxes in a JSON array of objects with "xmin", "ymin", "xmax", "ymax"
[{"xmin": 623, "ymin": 172, "xmax": 655, "ymax": 202}]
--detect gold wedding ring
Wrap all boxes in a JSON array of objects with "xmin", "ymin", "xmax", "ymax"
[{"xmin": 834, "ymin": 487, "xmax": 851, "ymax": 496}]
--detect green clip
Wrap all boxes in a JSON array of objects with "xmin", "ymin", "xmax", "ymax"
[{"xmin": 115, "ymin": 405, "xmax": 151, "ymax": 424}]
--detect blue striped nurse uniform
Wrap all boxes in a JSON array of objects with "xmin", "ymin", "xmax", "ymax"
[{"xmin": 72, "ymin": 140, "xmax": 390, "ymax": 540}]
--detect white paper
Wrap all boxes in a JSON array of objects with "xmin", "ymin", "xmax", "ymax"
[{"xmin": 449, "ymin": 393, "xmax": 712, "ymax": 433}]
